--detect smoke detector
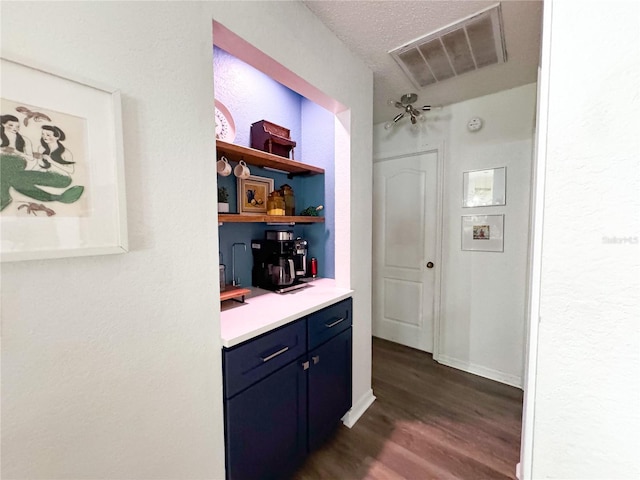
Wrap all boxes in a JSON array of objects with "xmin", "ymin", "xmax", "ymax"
[{"xmin": 390, "ymin": 3, "xmax": 507, "ymax": 88}]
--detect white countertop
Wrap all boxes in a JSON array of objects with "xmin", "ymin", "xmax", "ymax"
[{"xmin": 220, "ymin": 278, "xmax": 353, "ymax": 348}]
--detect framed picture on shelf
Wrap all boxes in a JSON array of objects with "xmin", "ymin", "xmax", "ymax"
[
  {"xmin": 461, "ymin": 214, "xmax": 504, "ymax": 252},
  {"xmin": 463, "ymin": 167, "xmax": 506, "ymax": 207},
  {"xmin": 1, "ymin": 57, "xmax": 127, "ymax": 262},
  {"xmin": 237, "ymin": 175, "xmax": 273, "ymax": 214}
]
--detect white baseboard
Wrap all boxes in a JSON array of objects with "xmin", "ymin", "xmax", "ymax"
[
  {"xmin": 341, "ymin": 388, "xmax": 376, "ymax": 428},
  {"xmin": 437, "ymin": 354, "xmax": 523, "ymax": 388}
]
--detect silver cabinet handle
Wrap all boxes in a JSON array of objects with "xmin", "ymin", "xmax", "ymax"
[
  {"xmin": 325, "ymin": 317, "xmax": 345, "ymax": 328},
  {"xmin": 260, "ymin": 346, "xmax": 289, "ymax": 362},
  {"xmin": 302, "ymin": 360, "xmax": 310, "ymax": 371},
  {"xmin": 312, "ymin": 355, "xmax": 320, "ymax": 365}
]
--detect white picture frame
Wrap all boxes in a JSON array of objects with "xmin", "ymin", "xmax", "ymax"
[
  {"xmin": 1, "ymin": 57, "xmax": 128, "ymax": 261},
  {"xmin": 461, "ymin": 214, "xmax": 504, "ymax": 252},
  {"xmin": 463, "ymin": 167, "xmax": 506, "ymax": 207}
]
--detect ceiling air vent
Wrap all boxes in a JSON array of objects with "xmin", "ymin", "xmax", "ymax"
[{"xmin": 390, "ymin": 3, "xmax": 507, "ymax": 88}]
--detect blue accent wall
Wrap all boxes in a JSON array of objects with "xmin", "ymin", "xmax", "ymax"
[
  {"xmin": 301, "ymin": 99, "xmax": 336, "ymax": 279},
  {"xmin": 213, "ymin": 46, "xmax": 302, "ymax": 155},
  {"xmin": 214, "ymin": 47, "xmax": 333, "ymax": 286}
]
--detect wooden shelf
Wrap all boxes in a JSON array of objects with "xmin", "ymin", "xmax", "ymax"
[
  {"xmin": 219, "ymin": 214, "xmax": 325, "ymax": 224},
  {"xmin": 216, "ymin": 140, "xmax": 324, "ymax": 176}
]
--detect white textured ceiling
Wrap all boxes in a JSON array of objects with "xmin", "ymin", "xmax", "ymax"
[{"xmin": 303, "ymin": 0, "xmax": 543, "ymax": 124}]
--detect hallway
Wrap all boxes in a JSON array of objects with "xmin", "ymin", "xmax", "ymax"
[{"xmin": 295, "ymin": 337, "xmax": 523, "ymax": 479}]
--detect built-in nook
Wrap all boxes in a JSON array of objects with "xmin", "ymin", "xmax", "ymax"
[
  {"xmin": 213, "ymin": 23, "xmax": 345, "ymax": 288},
  {"xmin": 214, "ymin": 20, "xmax": 360, "ymax": 478}
]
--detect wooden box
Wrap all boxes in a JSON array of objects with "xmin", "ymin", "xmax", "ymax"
[{"xmin": 250, "ymin": 120, "xmax": 296, "ymax": 160}]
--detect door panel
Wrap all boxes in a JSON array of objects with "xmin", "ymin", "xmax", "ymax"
[
  {"xmin": 383, "ymin": 278, "xmax": 423, "ymax": 326},
  {"xmin": 373, "ymin": 151, "xmax": 438, "ymax": 352},
  {"xmin": 307, "ymin": 328, "xmax": 352, "ymax": 452},
  {"xmin": 225, "ymin": 359, "xmax": 307, "ymax": 480},
  {"xmin": 384, "ymin": 170, "xmax": 426, "ymax": 269}
]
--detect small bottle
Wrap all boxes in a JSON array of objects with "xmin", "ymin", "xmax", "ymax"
[{"xmin": 310, "ymin": 257, "xmax": 318, "ymax": 278}]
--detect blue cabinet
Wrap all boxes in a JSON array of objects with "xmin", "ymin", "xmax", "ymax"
[
  {"xmin": 306, "ymin": 298, "xmax": 353, "ymax": 451},
  {"xmin": 307, "ymin": 297, "xmax": 352, "ymax": 350},
  {"xmin": 223, "ymin": 298, "xmax": 352, "ymax": 479},
  {"xmin": 308, "ymin": 327, "xmax": 352, "ymax": 451},
  {"xmin": 225, "ymin": 359, "xmax": 307, "ymax": 480},
  {"xmin": 223, "ymin": 319, "xmax": 306, "ymax": 399}
]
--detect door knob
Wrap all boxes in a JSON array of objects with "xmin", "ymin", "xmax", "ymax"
[{"xmin": 426, "ymin": 262, "xmax": 434, "ymax": 268}]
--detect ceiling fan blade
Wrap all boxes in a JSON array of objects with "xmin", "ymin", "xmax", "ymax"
[{"xmin": 393, "ymin": 112, "xmax": 405, "ymax": 123}]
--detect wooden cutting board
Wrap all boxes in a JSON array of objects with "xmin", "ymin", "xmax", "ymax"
[{"xmin": 220, "ymin": 285, "xmax": 251, "ymax": 303}]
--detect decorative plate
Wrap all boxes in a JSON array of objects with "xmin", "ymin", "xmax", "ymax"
[{"xmin": 215, "ymin": 100, "xmax": 236, "ymax": 142}]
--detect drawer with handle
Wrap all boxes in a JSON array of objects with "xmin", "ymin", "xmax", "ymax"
[
  {"xmin": 307, "ymin": 298, "xmax": 352, "ymax": 350},
  {"xmin": 223, "ymin": 318, "xmax": 306, "ymax": 399}
]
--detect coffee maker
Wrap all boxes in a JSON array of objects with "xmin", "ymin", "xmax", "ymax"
[{"xmin": 251, "ymin": 231, "xmax": 308, "ymax": 293}]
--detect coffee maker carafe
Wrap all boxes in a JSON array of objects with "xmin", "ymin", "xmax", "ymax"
[{"xmin": 270, "ymin": 256, "xmax": 296, "ymax": 287}]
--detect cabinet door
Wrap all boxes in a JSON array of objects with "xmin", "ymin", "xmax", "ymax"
[
  {"xmin": 225, "ymin": 359, "xmax": 307, "ymax": 480},
  {"xmin": 307, "ymin": 327, "xmax": 352, "ymax": 451}
]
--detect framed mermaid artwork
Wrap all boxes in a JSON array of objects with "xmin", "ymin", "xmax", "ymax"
[{"xmin": 1, "ymin": 56, "xmax": 127, "ymax": 261}]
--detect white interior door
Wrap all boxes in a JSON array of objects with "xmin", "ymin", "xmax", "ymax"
[{"xmin": 373, "ymin": 151, "xmax": 439, "ymax": 353}]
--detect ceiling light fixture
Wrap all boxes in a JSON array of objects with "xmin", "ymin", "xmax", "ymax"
[{"xmin": 384, "ymin": 93, "xmax": 442, "ymax": 130}]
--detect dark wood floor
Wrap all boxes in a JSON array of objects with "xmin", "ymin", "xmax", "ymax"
[{"xmin": 294, "ymin": 337, "xmax": 523, "ymax": 480}]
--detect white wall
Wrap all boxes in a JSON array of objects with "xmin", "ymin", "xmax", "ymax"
[
  {"xmin": 0, "ymin": 2, "xmax": 373, "ymax": 478},
  {"xmin": 528, "ymin": 0, "xmax": 640, "ymax": 477},
  {"xmin": 1, "ymin": 3, "xmax": 224, "ymax": 479},
  {"xmin": 373, "ymin": 83, "xmax": 537, "ymax": 387},
  {"xmin": 441, "ymin": 84, "xmax": 535, "ymax": 387}
]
